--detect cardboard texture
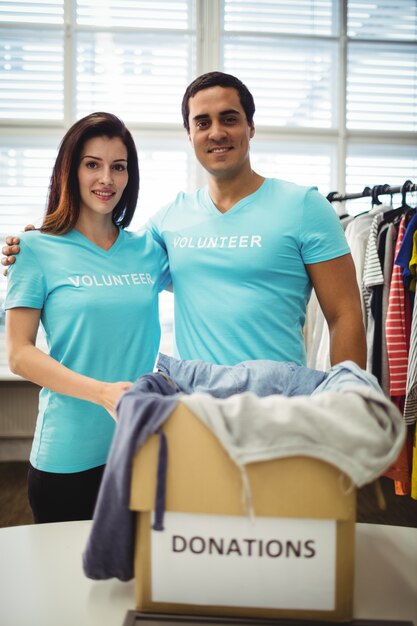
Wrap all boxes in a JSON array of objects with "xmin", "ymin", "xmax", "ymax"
[{"xmin": 130, "ymin": 403, "xmax": 356, "ymax": 622}]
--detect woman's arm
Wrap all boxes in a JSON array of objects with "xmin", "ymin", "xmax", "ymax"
[{"xmin": 6, "ymin": 307, "xmax": 132, "ymax": 419}]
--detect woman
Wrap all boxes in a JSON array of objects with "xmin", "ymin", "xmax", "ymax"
[{"xmin": 5, "ymin": 112, "xmax": 170, "ymax": 523}]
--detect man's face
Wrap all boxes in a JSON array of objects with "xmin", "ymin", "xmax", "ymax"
[{"xmin": 187, "ymin": 86, "xmax": 255, "ymax": 180}]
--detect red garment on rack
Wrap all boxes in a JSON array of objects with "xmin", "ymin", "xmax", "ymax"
[{"xmin": 386, "ymin": 216, "xmax": 409, "ymax": 396}]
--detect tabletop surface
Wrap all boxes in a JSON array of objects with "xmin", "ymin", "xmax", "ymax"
[{"xmin": 0, "ymin": 521, "xmax": 416, "ymax": 626}]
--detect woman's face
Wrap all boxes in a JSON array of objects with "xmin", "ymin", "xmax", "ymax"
[{"xmin": 77, "ymin": 135, "xmax": 129, "ymax": 221}]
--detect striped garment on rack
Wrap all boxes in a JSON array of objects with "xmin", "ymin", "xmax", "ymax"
[{"xmin": 386, "ymin": 215, "xmax": 408, "ymax": 397}]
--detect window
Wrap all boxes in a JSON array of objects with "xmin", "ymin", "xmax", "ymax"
[
  {"xmin": 223, "ymin": 0, "xmax": 339, "ymax": 129},
  {"xmin": 251, "ymin": 140, "xmax": 336, "ymax": 194},
  {"xmin": 346, "ymin": 144, "xmax": 417, "ymax": 214},
  {"xmin": 347, "ymin": 42, "xmax": 417, "ymax": 132},
  {"xmin": 344, "ymin": 0, "xmax": 417, "ymax": 212},
  {"xmin": 219, "ymin": 0, "xmax": 417, "ymax": 195},
  {"xmin": 1, "ymin": 0, "xmax": 417, "ymax": 376},
  {"xmin": 0, "ymin": 27, "xmax": 64, "ymax": 119},
  {"xmin": 0, "ymin": 0, "xmax": 196, "ymax": 122}
]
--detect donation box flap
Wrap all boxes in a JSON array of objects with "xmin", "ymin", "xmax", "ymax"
[{"xmin": 130, "ymin": 402, "xmax": 355, "ymax": 521}]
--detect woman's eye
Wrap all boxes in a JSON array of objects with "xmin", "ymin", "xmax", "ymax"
[
  {"xmin": 113, "ymin": 164, "xmax": 127, "ymax": 172},
  {"xmin": 86, "ymin": 161, "xmax": 98, "ymax": 169}
]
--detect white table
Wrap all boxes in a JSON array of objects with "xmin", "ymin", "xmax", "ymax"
[{"xmin": 0, "ymin": 521, "xmax": 416, "ymax": 626}]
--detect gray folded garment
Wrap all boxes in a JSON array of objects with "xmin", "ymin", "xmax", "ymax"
[{"xmin": 182, "ymin": 384, "xmax": 405, "ymax": 489}]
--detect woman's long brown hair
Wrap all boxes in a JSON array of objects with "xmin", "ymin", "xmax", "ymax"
[{"xmin": 41, "ymin": 112, "xmax": 139, "ymax": 234}]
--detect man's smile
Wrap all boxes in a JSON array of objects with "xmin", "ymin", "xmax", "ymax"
[{"xmin": 208, "ymin": 146, "xmax": 233, "ymax": 153}]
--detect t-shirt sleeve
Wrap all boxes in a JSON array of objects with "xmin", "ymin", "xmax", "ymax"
[
  {"xmin": 146, "ymin": 204, "xmax": 170, "ymax": 251},
  {"xmin": 146, "ymin": 193, "xmax": 184, "ymax": 251},
  {"xmin": 146, "ymin": 216, "xmax": 164, "ymax": 247},
  {"xmin": 153, "ymin": 239, "xmax": 171, "ymax": 292},
  {"xmin": 300, "ymin": 188, "xmax": 351, "ymax": 264},
  {"xmin": 4, "ymin": 239, "xmax": 47, "ymax": 309}
]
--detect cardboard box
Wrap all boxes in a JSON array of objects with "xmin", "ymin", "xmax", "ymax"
[{"xmin": 130, "ymin": 402, "xmax": 356, "ymax": 622}]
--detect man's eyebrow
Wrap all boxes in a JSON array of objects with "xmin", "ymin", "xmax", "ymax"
[
  {"xmin": 192, "ymin": 114, "xmax": 210, "ymax": 122},
  {"xmin": 192, "ymin": 108, "xmax": 241, "ymax": 122},
  {"xmin": 219, "ymin": 108, "xmax": 241, "ymax": 116}
]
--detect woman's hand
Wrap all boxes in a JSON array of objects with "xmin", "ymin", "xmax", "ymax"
[
  {"xmin": 7, "ymin": 308, "xmax": 134, "ymax": 421},
  {"xmin": 100, "ymin": 381, "xmax": 133, "ymax": 421}
]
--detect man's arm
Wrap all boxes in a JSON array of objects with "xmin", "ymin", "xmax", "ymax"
[{"xmin": 306, "ymin": 253, "xmax": 367, "ymax": 368}]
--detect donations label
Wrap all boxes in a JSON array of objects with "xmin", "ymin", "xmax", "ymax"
[{"xmin": 151, "ymin": 512, "xmax": 336, "ymax": 610}]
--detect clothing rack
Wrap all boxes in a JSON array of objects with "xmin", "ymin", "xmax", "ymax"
[{"xmin": 327, "ymin": 179, "xmax": 417, "ymax": 204}]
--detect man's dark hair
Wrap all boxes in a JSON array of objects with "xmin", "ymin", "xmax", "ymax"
[{"xmin": 181, "ymin": 71, "xmax": 255, "ymax": 132}]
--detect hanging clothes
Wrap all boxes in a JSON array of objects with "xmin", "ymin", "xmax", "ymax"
[{"xmin": 320, "ymin": 181, "xmax": 417, "ymax": 499}]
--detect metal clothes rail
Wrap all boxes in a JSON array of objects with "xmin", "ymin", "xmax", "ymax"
[{"xmin": 327, "ymin": 180, "xmax": 417, "ymax": 204}]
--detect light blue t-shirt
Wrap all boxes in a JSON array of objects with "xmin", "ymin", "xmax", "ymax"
[
  {"xmin": 149, "ymin": 178, "xmax": 350, "ymax": 366},
  {"xmin": 5, "ymin": 227, "xmax": 170, "ymax": 472}
]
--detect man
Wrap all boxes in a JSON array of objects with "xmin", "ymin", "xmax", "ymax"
[{"xmin": 2, "ymin": 71, "xmax": 366, "ymax": 368}]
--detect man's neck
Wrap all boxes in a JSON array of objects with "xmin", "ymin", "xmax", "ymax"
[{"xmin": 207, "ymin": 170, "xmax": 265, "ymax": 214}]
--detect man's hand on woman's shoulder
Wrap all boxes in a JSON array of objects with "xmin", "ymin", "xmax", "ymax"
[{"xmin": 2, "ymin": 225, "xmax": 35, "ymax": 275}]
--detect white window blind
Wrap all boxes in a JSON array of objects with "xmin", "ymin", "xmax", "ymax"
[
  {"xmin": 346, "ymin": 0, "xmax": 417, "ymax": 132},
  {"xmin": 74, "ymin": 0, "xmax": 196, "ymax": 123},
  {"xmin": 347, "ymin": 0, "xmax": 417, "ymax": 40},
  {"xmin": 0, "ymin": 0, "xmax": 63, "ymax": 23},
  {"xmin": 0, "ymin": 28, "xmax": 64, "ymax": 120},
  {"xmin": 76, "ymin": 0, "xmax": 193, "ymax": 29},
  {"xmin": 222, "ymin": 1, "xmax": 339, "ymax": 129},
  {"xmin": 0, "ymin": 138, "xmax": 58, "ymax": 232},
  {"xmin": 0, "ymin": 0, "xmax": 196, "ymax": 124},
  {"xmin": 76, "ymin": 32, "xmax": 194, "ymax": 124},
  {"xmin": 223, "ymin": 0, "xmax": 338, "ymax": 36},
  {"xmin": 251, "ymin": 142, "xmax": 334, "ymax": 195},
  {"xmin": 347, "ymin": 42, "xmax": 417, "ymax": 131},
  {"xmin": 346, "ymin": 144, "xmax": 417, "ymax": 214},
  {"xmin": 223, "ymin": 37, "xmax": 338, "ymax": 128}
]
